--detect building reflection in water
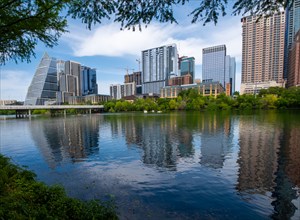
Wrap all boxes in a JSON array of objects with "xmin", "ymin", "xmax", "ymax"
[
  {"xmin": 106, "ymin": 112, "xmax": 234, "ymax": 170},
  {"xmin": 199, "ymin": 113, "xmax": 234, "ymax": 169},
  {"xmin": 237, "ymin": 113, "xmax": 300, "ymax": 219},
  {"xmin": 271, "ymin": 121, "xmax": 300, "ymax": 219},
  {"xmin": 29, "ymin": 116, "xmax": 100, "ymax": 168}
]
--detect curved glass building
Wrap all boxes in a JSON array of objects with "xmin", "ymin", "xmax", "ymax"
[{"xmin": 24, "ymin": 53, "xmax": 58, "ymax": 105}]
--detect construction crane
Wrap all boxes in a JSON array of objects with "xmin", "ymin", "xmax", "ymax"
[
  {"xmin": 136, "ymin": 59, "xmax": 141, "ymax": 72},
  {"xmin": 125, "ymin": 67, "xmax": 134, "ymax": 75}
]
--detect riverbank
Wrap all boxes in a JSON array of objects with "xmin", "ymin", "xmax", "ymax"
[{"xmin": 0, "ymin": 154, "xmax": 118, "ymax": 220}]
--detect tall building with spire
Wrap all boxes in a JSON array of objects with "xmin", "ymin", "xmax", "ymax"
[
  {"xmin": 24, "ymin": 53, "xmax": 58, "ymax": 105},
  {"xmin": 240, "ymin": 13, "xmax": 286, "ymax": 94}
]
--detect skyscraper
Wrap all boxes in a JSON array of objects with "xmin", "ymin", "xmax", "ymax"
[
  {"xmin": 287, "ymin": 30, "xmax": 300, "ymax": 87},
  {"xmin": 142, "ymin": 44, "xmax": 178, "ymax": 94},
  {"xmin": 202, "ymin": 45, "xmax": 227, "ymax": 88},
  {"xmin": 284, "ymin": 0, "xmax": 300, "ymax": 78},
  {"xmin": 124, "ymin": 71, "xmax": 142, "ymax": 94},
  {"xmin": 202, "ymin": 45, "xmax": 235, "ymax": 93},
  {"xmin": 225, "ymin": 55, "xmax": 236, "ymax": 95},
  {"xmin": 81, "ymin": 66, "xmax": 98, "ymax": 95},
  {"xmin": 24, "ymin": 53, "xmax": 58, "ymax": 105},
  {"xmin": 110, "ymin": 84, "xmax": 124, "ymax": 100},
  {"xmin": 241, "ymin": 13, "xmax": 286, "ymax": 94},
  {"xmin": 57, "ymin": 60, "xmax": 81, "ymax": 103},
  {"xmin": 179, "ymin": 56, "xmax": 195, "ymax": 82}
]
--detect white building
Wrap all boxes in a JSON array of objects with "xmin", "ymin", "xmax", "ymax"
[
  {"xmin": 142, "ymin": 44, "xmax": 178, "ymax": 95},
  {"xmin": 110, "ymin": 84, "xmax": 124, "ymax": 100}
]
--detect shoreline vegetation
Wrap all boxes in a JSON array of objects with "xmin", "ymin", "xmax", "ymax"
[
  {"xmin": 102, "ymin": 87, "xmax": 300, "ymax": 112},
  {"xmin": 0, "ymin": 87, "xmax": 299, "ymax": 116},
  {"xmin": 0, "ymin": 154, "xmax": 118, "ymax": 220}
]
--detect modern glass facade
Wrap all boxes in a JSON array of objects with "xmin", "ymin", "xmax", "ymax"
[
  {"xmin": 202, "ymin": 45, "xmax": 227, "ymax": 88},
  {"xmin": 26, "ymin": 54, "xmax": 98, "ymax": 105},
  {"xmin": 225, "ymin": 56, "xmax": 236, "ymax": 95},
  {"xmin": 180, "ymin": 57, "xmax": 195, "ymax": 83},
  {"xmin": 142, "ymin": 44, "xmax": 178, "ymax": 94},
  {"xmin": 81, "ymin": 66, "xmax": 98, "ymax": 96},
  {"xmin": 24, "ymin": 53, "xmax": 58, "ymax": 105}
]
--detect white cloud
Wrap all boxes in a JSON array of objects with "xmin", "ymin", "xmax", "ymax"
[
  {"xmin": 0, "ymin": 70, "xmax": 32, "ymax": 101},
  {"xmin": 64, "ymin": 18, "xmax": 242, "ymax": 65},
  {"xmin": 64, "ymin": 23, "xmax": 178, "ymax": 57}
]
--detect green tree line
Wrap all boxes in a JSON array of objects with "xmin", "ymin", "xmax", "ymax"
[{"xmin": 103, "ymin": 87, "xmax": 300, "ymax": 112}]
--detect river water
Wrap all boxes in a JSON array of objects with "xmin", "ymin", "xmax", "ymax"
[{"xmin": 0, "ymin": 111, "xmax": 299, "ymax": 219}]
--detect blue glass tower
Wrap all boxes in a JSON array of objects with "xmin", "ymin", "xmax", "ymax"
[
  {"xmin": 180, "ymin": 57, "xmax": 195, "ymax": 83},
  {"xmin": 202, "ymin": 45, "xmax": 227, "ymax": 88}
]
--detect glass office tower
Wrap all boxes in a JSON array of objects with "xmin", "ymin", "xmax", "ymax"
[
  {"xmin": 24, "ymin": 53, "xmax": 58, "ymax": 105},
  {"xmin": 180, "ymin": 56, "xmax": 195, "ymax": 83}
]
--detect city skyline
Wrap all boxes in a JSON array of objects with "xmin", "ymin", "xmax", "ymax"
[{"xmin": 0, "ymin": 11, "xmax": 243, "ymax": 101}]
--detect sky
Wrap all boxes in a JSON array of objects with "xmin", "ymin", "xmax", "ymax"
[{"xmin": 0, "ymin": 3, "xmax": 243, "ymax": 101}]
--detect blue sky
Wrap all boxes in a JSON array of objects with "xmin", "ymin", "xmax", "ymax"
[{"xmin": 0, "ymin": 4, "xmax": 243, "ymax": 101}]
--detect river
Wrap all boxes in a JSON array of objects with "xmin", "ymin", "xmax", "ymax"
[{"xmin": 0, "ymin": 111, "xmax": 299, "ymax": 219}]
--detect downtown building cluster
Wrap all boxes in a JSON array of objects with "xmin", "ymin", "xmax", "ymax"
[
  {"xmin": 21, "ymin": 1, "xmax": 300, "ymax": 105},
  {"xmin": 240, "ymin": 1, "xmax": 300, "ymax": 94},
  {"xmin": 24, "ymin": 53, "xmax": 110, "ymax": 105},
  {"xmin": 110, "ymin": 43, "xmax": 236, "ymax": 100}
]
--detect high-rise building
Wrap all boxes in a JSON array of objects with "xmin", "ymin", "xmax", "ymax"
[
  {"xmin": 142, "ymin": 44, "xmax": 178, "ymax": 94},
  {"xmin": 225, "ymin": 56, "xmax": 236, "ymax": 95},
  {"xmin": 57, "ymin": 60, "xmax": 82, "ymax": 103},
  {"xmin": 202, "ymin": 45, "xmax": 235, "ymax": 93},
  {"xmin": 81, "ymin": 66, "xmax": 98, "ymax": 95},
  {"xmin": 179, "ymin": 56, "xmax": 195, "ymax": 82},
  {"xmin": 287, "ymin": 30, "xmax": 300, "ymax": 87},
  {"xmin": 124, "ymin": 71, "xmax": 142, "ymax": 85},
  {"xmin": 241, "ymin": 13, "xmax": 286, "ymax": 94},
  {"xmin": 124, "ymin": 82, "xmax": 136, "ymax": 97},
  {"xmin": 25, "ymin": 53, "xmax": 58, "ymax": 105},
  {"xmin": 124, "ymin": 71, "xmax": 142, "ymax": 94},
  {"xmin": 110, "ymin": 84, "xmax": 124, "ymax": 100},
  {"xmin": 284, "ymin": 0, "xmax": 300, "ymax": 79},
  {"xmin": 202, "ymin": 45, "xmax": 227, "ymax": 88},
  {"xmin": 26, "ymin": 54, "xmax": 98, "ymax": 105}
]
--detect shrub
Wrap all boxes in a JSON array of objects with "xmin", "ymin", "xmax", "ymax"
[{"xmin": 0, "ymin": 154, "xmax": 118, "ymax": 220}]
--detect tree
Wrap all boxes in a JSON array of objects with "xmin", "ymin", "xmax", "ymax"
[
  {"xmin": 0, "ymin": 0, "xmax": 67, "ymax": 64},
  {"xmin": 1, "ymin": 0, "xmax": 294, "ymax": 65}
]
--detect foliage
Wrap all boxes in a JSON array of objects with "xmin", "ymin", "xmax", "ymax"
[
  {"xmin": 102, "ymin": 87, "xmax": 300, "ymax": 113},
  {"xmin": 0, "ymin": 154, "xmax": 118, "ymax": 220},
  {"xmin": 1, "ymin": 0, "xmax": 294, "ymax": 64},
  {"xmin": 32, "ymin": 109, "xmax": 49, "ymax": 115},
  {"xmin": 0, "ymin": 0, "xmax": 67, "ymax": 64},
  {"xmin": 0, "ymin": 110, "xmax": 15, "ymax": 115}
]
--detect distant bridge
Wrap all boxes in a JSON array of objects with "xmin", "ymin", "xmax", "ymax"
[{"xmin": 0, "ymin": 105, "xmax": 104, "ymax": 118}]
